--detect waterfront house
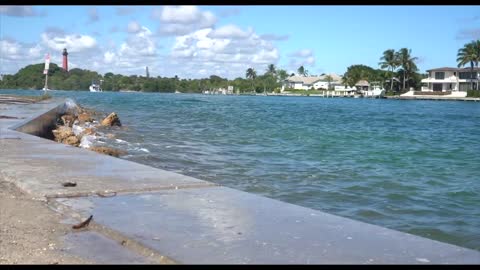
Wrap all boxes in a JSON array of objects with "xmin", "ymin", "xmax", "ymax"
[
  {"xmin": 281, "ymin": 73, "xmax": 345, "ymax": 91},
  {"xmin": 421, "ymin": 67, "xmax": 480, "ymax": 92}
]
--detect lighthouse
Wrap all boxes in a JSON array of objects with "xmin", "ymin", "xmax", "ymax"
[{"xmin": 62, "ymin": 48, "xmax": 68, "ymax": 72}]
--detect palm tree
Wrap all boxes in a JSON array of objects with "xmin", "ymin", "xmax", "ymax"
[
  {"xmin": 297, "ymin": 66, "xmax": 309, "ymax": 77},
  {"xmin": 379, "ymin": 49, "xmax": 399, "ymax": 92},
  {"xmin": 325, "ymin": 75, "xmax": 333, "ymax": 90},
  {"xmin": 245, "ymin": 67, "xmax": 257, "ymax": 92},
  {"xmin": 266, "ymin": 64, "xmax": 276, "ymax": 76},
  {"xmin": 457, "ymin": 41, "xmax": 480, "ymax": 90},
  {"xmin": 277, "ymin": 69, "xmax": 288, "ymax": 81},
  {"xmin": 397, "ymin": 48, "xmax": 418, "ymax": 90}
]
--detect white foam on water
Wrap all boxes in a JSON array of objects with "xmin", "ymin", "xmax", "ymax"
[
  {"xmin": 115, "ymin": 139, "xmax": 128, "ymax": 144},
  {"xmin": 72, "ymin": 124, "xmax": 85, "ymax": 137},
  {"xmin": 136, "ymin": 147, "xmax": 150, "ymax": 153},
  {"xmin": 79, "ymin": 134, "xmax": 97, "ymax": 149}
]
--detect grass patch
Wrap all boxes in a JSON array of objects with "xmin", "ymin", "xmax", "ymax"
[{"xmin": 466, "ymin": 90, "xmax": 480, "ymax": 98}]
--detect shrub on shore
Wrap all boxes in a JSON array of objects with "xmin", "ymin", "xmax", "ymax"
[{"xmin": 466, "ymin": 90, "xmax": 480, "ymax": 98}]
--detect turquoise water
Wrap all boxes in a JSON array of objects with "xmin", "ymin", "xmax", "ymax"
[{"xmin": 2, "ymin": 89, "xmax": 480, "ymax": 250}]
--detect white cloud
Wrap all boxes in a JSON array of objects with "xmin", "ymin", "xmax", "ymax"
[
  {"xmin": 0, "ymin": 39, "xmax": 42, "ymax": 60},
  {"xmin": 119, "ymin": 26, "xmax": 156, "ymax": 57},
  {"xmin": 0, "ymin": 39, "xmax": 47, "ymax": 74},
  {"xmin": 287, "ymin": 49, "xmax": 316, "ymax": 71},
  {"xmin": 260, "ymin": 34, "xmax": 289, "ymax": 41},
  {"xmin": 169, "ymin": 26, "xmax": 280, "ymax": 78},
  {"xmin": 103, "ymin": 51, "xmax": 115, "ymax": 64},
  {"xmin": 288, "ymin": 49, "xmax": 313, "ymax": 58},
  {"xmin": 127, "ymin": 21, "xmax": 142, "ymax": 33},
  {"xmin": 153, "ymin": 6, "xmax": 217, "ymax": 36},
  {"xmin": 41, "ymin": 31, "xmax": 97, "ymax": 53},
  {"xmin": 2, "ymin": 17, "xmax": 287, "ymax": 80},
  {"xmin": 207, "ymin": 24, "xmax": 253, "ymax": 39}
]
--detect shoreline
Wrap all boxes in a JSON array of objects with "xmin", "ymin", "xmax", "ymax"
[
  {"xmin": 3, "ymin": 90, "xmax": 480, "ymax": 102},
  {"xmin": 2, "ymin": 96, "xmax": 480, "ymax": 264}
]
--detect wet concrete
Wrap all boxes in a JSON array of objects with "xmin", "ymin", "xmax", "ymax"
[
  {"xmin": 2, "ymin": 97, "xmax": 480, "ymax": 264},
  {"xmin": 63, "ymin": 231, "xmax": 151, "ymax": 264},
  {"xmin": 52, "ymin": 188, "xmax": 480, "ymax": 264}
]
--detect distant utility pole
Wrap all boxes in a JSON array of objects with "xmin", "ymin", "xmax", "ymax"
[{"xmin": 146, "ymin": 66, "xmax": 150, "ymax": 78}]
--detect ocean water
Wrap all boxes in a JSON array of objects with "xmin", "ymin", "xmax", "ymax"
[{"xmin": 2, "ymin": 89, "xmax": 480, "ymax": 250}]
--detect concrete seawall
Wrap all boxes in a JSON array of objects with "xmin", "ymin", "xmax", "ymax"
[{"xmin": 1, "ymin": 98, "xmax": 479, "ymax": 264}]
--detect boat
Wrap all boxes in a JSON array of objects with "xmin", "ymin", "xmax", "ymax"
[
  {"xmin": 359, "ymin": 81, "xmax": 385, "ymax": 98},
  {"xmin": 361, "ymin": 87, "xmax": 385, "ymax": 98},
  {"xmin": 89, "ymin": 80, "xmax": 103, "ymax": 92}
]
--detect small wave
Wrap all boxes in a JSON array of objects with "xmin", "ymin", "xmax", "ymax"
[
  {"xmin": 138, "ymin": 148, "xmax": 150, "ymax": 153},
  {"xmin": 79, "ymin": 134, "xmax": 96, "ymax": 148},
  {"xmin": 72, "ymin": 124, "xmax": 85, "ymax": 136},
  {"xmin": 115, "ymin": 139, "xmax": 128, "ymax": 144},
  {"xmin": 179, "ymin": 99, "xmax": 206, "ymax": 103}
]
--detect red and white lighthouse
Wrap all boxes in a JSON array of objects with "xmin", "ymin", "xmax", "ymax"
[{"xmin": 62, "ymin": 48, "xmax": 68, "ymax": 72}]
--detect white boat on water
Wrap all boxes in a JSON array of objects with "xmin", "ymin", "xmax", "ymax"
[
  {"xmin": 89, "ymin": 80, "xmax": 103, "ymax": 92},
  {"xmin": 361, "ymin": 87, "xmax": 385, "ymax": 98}
]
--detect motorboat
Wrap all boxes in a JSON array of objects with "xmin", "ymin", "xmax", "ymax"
[{"xmin": 89, "ymin": 80, "xmax": 103, "ymax": 92}]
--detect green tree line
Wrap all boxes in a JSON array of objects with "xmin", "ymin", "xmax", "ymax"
[{"xmin": 0, "ymin": 62, "xmax": 289, "ymax": 94}]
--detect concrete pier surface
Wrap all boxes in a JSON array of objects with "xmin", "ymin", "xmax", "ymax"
[
  {"xmin": 384, "ymin": 95, "xmax": 480, "ymax": 101},
  {"xmin": 1, "ymin": 96, "xmax": 480, "ymax": 264}
]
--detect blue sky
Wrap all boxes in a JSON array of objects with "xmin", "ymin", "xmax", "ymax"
[{"xmin": 1, "ymin": 5, "xmax": 479, "ymax": 79}]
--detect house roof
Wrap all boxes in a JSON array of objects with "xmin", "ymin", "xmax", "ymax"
[
  {"xmin": 426, "ymin": 67, "xmax": 460, "ymax": 72},
  {"xmin": 426, "ymin": 67, "xmax": 480, "ymax": 72},
  {"xmin": 459, "ymin": 67, "xmax": 480, "ymax": 72},
  {"xmin": 317, "ymin": 73, "xmax": 343, "ymax": 82},
  {"xmin": 355, "ymin": 80, "xmax": 370, "ymax": 86},
  {"xmin": 285, "ymin": 76, "xmax": 322, "ymax": 85},
  {"xmin": 285, "ymin": 73, "xmax": 343, "ymax": 85}
]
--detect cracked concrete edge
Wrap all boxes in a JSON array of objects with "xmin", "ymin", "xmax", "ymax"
[{"xmin": 44, "ymin": 182, "xmax": 220, "ymax": 200}]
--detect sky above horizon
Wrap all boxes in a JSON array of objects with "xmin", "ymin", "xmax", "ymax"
[{"xmin": 1, "ymin": 5, "xmax": 479, "ymax": 79}]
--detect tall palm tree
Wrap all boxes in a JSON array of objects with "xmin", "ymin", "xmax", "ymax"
[
  {"xmin": 325, "ymin": 75, "xmax": 333, "ymax": 90},
  {"xmin": 457, "ymin": 41, "xmax": 479, "ymax": 90},
  {"xmin": 397, "ymin": 48, "xmax": 418, "ymax": 90},
  {"xmin": 379, "ymin": 49, "xmax": 399, "ymax": 91},
  {"xmin": 277, "ymin": 69, "xmax": 288, "ymax": 81},
  {"xmin": 297, "ymin": 66, "xmax": 309, "ymax": 77},
  {"xmin": 245, "ymin": 67, "xmax": 257, "ymax": 92},
  {"xmin": 266, "ymin": 64, "xmax": 276, "ymax": 76}
]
